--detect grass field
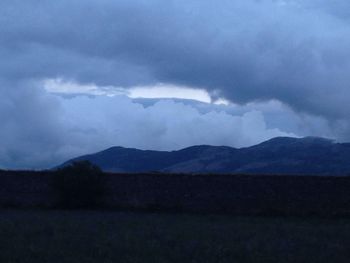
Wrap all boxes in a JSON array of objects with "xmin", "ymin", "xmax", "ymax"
[{"xmin": 0, "ymin": 210, "xmax": 350, "ymax": 263}]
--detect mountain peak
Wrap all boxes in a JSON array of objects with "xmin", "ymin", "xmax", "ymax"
[{"xmin": 255, "ymin": 136, "xmax": 334, "ymax": 148}]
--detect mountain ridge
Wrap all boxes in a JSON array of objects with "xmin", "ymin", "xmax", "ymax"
[{"xmin": 60, "ymin": 137, "xmax": 350, "ymax": 175}]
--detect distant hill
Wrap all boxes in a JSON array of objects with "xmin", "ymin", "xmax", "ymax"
[{"xmin": 59, "ymin": 137, "xmax": 350, "ymax": 175}]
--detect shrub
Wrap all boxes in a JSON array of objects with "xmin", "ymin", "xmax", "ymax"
[{"xmin": 53, "ymin": 161, "xmax": 105, "ymax": 209}]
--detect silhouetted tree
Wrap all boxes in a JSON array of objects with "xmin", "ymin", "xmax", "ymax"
[{"xmin": 53, "ymin": 161, "xmax": 105, "ymax": 209}]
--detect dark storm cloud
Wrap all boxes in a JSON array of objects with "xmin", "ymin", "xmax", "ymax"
[{"xmin": 1, "ymin": 0, "xmax": 350, "ymax": 118}]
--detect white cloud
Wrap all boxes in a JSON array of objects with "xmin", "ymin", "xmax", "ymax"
[
  {"xmin": 128, "ymin": 85, "xmax": 211, "ymax": 103},
  {"xmin": 43, "ymin": 78, "xmax": 126, "ymax": 97},
  {"xmin": 56, "ymin": 95, "xmax": 295, "ymax": 153},
  {"xmin": 44, "ymin": 78, "xmax": 212, "ymax": 103}
]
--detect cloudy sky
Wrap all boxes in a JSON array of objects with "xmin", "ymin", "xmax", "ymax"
[{"xmin": 1, "ymin": 0, "xmax": 350, "ymax": 169}]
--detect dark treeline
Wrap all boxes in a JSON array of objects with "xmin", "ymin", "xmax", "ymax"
[{"xmin": 0, "ymin": 161, "xmax": 350, "ymax": 217}]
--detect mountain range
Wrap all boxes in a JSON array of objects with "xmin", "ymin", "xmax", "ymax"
[{"xmin": 60, "ymin": 137, "xmax": 350, "ymax": 175}]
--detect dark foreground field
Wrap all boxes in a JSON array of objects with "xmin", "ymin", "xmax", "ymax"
[
  {"xmin": 1, "ymin": 210, "xmax": 350, "ymax": 263},
  {"xmin": 2, "ymin": 168, "xmax": 350, "ymax": 216}
]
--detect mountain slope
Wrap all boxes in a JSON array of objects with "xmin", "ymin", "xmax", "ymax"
[{"xmin": 60, "ymin": 137, "xmax": 350, "ymax": 175}]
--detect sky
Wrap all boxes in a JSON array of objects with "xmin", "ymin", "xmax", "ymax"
[{"xmin": 1, "ymin": 0, "xmax": 350, "ymax": 169}]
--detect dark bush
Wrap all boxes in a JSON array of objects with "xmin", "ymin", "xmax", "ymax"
[{"xmin": 53, "ymin": 161, "xmax": 105, "ymax": 209}]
